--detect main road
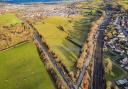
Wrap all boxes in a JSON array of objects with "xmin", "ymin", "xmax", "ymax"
[
  {"xmin": 91, "ymin": 13, "xmax": 112, "ymax": 89},
  {"xmin": 92, "ymin": 30, "xmax": 105, "ymax": 89},
  {"xmin": 74, "ymin": 11, "xmax": 106, "ymax": 89}
]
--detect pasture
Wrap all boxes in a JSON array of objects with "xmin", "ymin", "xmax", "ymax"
[
  {"xmin": 0, "ymin": 42, "xmax": 56, "ymax": 89},
  {"xmin": 34, "ymin": 16, "xmax": 96, "ymax": 71},
  {"xmin": 0, "ymin": 13, "xmax": 21, "ymax": 25}
]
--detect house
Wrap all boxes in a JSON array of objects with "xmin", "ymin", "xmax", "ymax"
[
  {"xmin": 125, "ymin": 28, "xmax": 128, "ymax": 36},
  {"xmin": 124, "ymin": 87, "xmax": 128, "ymax": 89},
  {"xmin": 118, "ymin": 32, "xmax": 125, "ymax": 38},
  {"xmin": 126, "ymin": 41, "xmax": 128, "ymax": 46},
  {"xmin": 120, "ymin": 58, "xmax": 128, "ymax": 65},
  {"xmin": 114, "ymin": 17, "xmax": 119, "ymax": 25},
  {"xmin": 120, "ymin": 64, "xmax": 125, "ymax": 68},
  {"xmin": 116, "ymin": 78, "xmax": 128, "ymax": 85},
  {"xmin": 116, "ymin": 78, "xmax": 128, "ymax": 89},
  {"xmin": 124, "ymin": 66, "xmax": 128, "ymax": 70},
  {"xmin": 116, "ymin": 79, "xmax": 128, "ymax": 85},
  {"xmin": 107, "ymin": 42, "xmax": 115, "ymax": 49},
  {"xmin": 117, "ymin": 32, "xmax": 127, "ymax": 41}
]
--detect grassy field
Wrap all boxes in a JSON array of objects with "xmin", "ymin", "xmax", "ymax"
[
  {"xmin": 103, "ymin": 51, "xmax": 127, "ymax": 87},
  {"xmin": 0, "ymin": 13, "xmax": 21, "ymax": 25},
  {"xmin": 117, "ymin": 0, "xmax": 128, "ymax": 10},
  {"xmin": 78, "ymin": 0, "xmax": 103, "ymax": 10},
  {"xmin": 0, "ymin": 42, "xmax": 56, "ymax": 89},
  {"xmin": 34, "ymin": 16, "xmax": 95, "ymax": 71},
  {"xmin": 0, "ymin": 13, "xmax": 31, "ymax": 50}
]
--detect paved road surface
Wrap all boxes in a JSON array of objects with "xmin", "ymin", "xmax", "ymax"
[
  {"xmin": 74, "ymin": 44, "xmax": 94, "ymax": 88},
  {"xmin": 92, "ymin": 30, "xmax": 105, "ymax": 89},
  {"xmin": 74, "ymin": 12, "xmax": 107, "ymax": 89},
  {"xmin": 91, "ymin": 14, "xmax": 112, "ymax": 89}
]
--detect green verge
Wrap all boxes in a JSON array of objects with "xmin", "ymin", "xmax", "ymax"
[{"xmin": 0, "ymin": 42, "xmax": 56, "ymax": 89}]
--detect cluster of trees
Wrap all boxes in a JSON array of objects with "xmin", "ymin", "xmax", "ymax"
[
  {"xmin": 48, "ymin": 68, "xmax": 67, "ymax": 89},
  {"xmin": 81, "ymin": 71, "xmax": 90, "ymax": 89},
  {"xmin": 50, "ymin": 48, "xmax": 77, "ymax": 82},
  {"xmin": 104, "ymin": 25, "xmax": 117, "ymax": 40},
  {"xmin": 81, "ymin": 61, "xmax": 94, "ymax": 89},
  {"xmin": 76, "ymin": 43, "xmax": 88, "ymax": 69},
  {"xmin": 35, "ymin": 41, "xmax": 67, "ymax": 89},
  {"xmin": 106, "ymin": 81, "xmax": 119, "ymax": 89},
  {"xmin": 75, "ymin": 16, "xmax": 104, "ymax": 86},
  {"xmin": 43, "ymin": 39, "xmax": 74, "ymax": 81},
  {"xmin": 75, "ymin": 20, "xmax": 97, "ymax": 78},
  {"xmin": 34, "ymin": 37, "xmax": 68, "ymax": 89},
  {"xmin": 0, "ymin": 23, "xmax": 32, "ymax": 50},
  {"xmin": 104, "ymin": 58, "xmax": 113, "ymax": 74},
  {"xmin": 50, "ymin": 50, "xmax": 74, "ymax": 81}
]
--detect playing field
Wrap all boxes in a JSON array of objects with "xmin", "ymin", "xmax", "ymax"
[{"xmin": 0, "ymin": 42, "xmax": 56, "ymax": 89}]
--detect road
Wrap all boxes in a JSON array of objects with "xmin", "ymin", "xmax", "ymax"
[
  {"xmin": 91, "ymin": 13, "xmax": 112, "ymax": 89},
  {"xmin": 92, "ymin": 30, "xmax": 105, "ymax": 89},
  {"xmin": 74, "ymin": 42, "xmax": 94, "ymax": 88},
  {"xmin": 21, "ymin": 17, "xmax": 97, "ymax": 89},
  {"xmin": 20, "ymin": 13, "xmax": 111, "ymax": 89},
  {"xmin": 20, "ymin": 19, "xmax": 75, "ymax": 89},
  {"xmin": 74, "ymin": 11, "xmax": 106, "ymax": 89}
]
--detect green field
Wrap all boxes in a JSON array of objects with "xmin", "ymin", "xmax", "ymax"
[
  {"xmin": 117, "ymin": 0, "xmax": 128, "ymax": 10},
  {"xmin": 34, "ymin": 16, "xmax": 95, "ymax": 71},
  {"xmin": 78, "ymin": 0, "xmax": 102, "ymax": 10},
  {"xmin": 0, "ymin": 13, "xmax": 21, "ymax": 25},
  {"xmin": 0, "ymin": 42, "xmax": 56, "ymax": 89},
  {"xmin": 0, "ymin": 13, "xmax": 31, "ymax": 50},
  {"xmin": 103, "ymin": 51, "xmax": 127, "ymax": 87}
]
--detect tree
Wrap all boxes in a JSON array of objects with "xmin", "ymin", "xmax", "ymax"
[{"xmin": 105, "ymin": 58, "xmax": 112, "ymax": 73}]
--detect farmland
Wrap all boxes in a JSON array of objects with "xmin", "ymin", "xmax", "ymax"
[
  {"xmin": 0, "ymin": 0, "xmax": 104, "ymax": 89},
  {"xmin": 0, "ymin": 13, "xmax": 21, "ymax": 25},
  {"xmin": 0, "ymin": 13, "xmax": 32, "ymax": 50},
  {"xmin": 0, "ymin": 42, "xmax": 56, "ymax": 89},
  {"xmin": 117, "ymin": 0, "xmax": 128, "ymax": 10},
  {"xmin": 33, "ymin": 16, "xmax": 97, "ymax": 71}
]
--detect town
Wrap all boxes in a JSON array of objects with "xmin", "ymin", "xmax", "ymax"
[
  {"xmin": 0, "ymin": 3, "xmax": 80, "ymax": 18},
  {"xmin": 104, "ymin": 5, "xmax": 128, "ymax": 89}
]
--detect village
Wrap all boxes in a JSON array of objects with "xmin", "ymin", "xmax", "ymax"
[
  {"xmin": 0, "ymin": 3, "xmax": 80, "ymax": 18},
  {"xmin": 104, "ymin": 11, "xmax": 128, "ymax": 89}
]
